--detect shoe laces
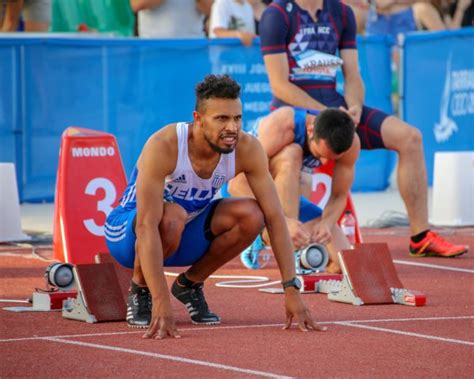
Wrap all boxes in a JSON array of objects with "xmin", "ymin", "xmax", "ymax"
[
  {"xmin": 427, "ymin": 232, "xmax": 453, "ymax": 249},
  {"xmin": 190, "ymin": 285, "xmax": 210, "ymax": 313},
  {"xmin": 134, "ymin": 288, "xmax": 152, "ymax": 314}
]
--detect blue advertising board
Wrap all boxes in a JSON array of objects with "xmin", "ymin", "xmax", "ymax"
[
  {"xmin": 400, "ymin": 29, "xmax": 474, "ymax": 184},
  {"xmin": 0, "ymin": 35, "xmax": 394, "ymax": 201}
]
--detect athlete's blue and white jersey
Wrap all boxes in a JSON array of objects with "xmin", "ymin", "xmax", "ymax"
[{"xmin": 118, "ymin": 122, "xmax": 235, "ymax": 222}]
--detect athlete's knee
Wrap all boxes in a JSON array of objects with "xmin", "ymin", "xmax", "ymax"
[
  {"xmin": 160, "ymin": 209, "xmax": 187, "ymax": 250},
  {"xmin": 400, "ymin": 125, "xmax": 423, "ymax": 154},
  {"xmin": 408, "ymin": 126, "xmax": 423, "ymax": 147},
  {"xmin": 236, "ymin": 199, "xmax": 265, "ymax": 234},
  {"xmin": 261, "ymin": 107, "xmax": 295, "ymax": 135},
  {"xmin": 272, "ymin": 143, "xmax": 303, "ymax": 172},
  {"xmin": 276, "ymin": 106, "xmax": 296, "ymax": 128}
]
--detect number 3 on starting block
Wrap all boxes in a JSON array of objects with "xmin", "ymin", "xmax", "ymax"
[
  {"xmin": 53, "ymin": 128, "xmax": 126, "ymax": 264},
  {"xmin": 83, "ymin": 177, "xmax": 117, "ymax": 236}
]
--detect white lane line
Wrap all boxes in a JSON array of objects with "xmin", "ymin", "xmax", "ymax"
[
  {"xmin": 1, "ymin": 316, "xmax": 473, "ymax": 343},
  {"xmin": 335, "ymin": 322, "xmax": 474, "ymax": 346},
  {"xmin": 394, "ymin": 259, "xmax": 474, "ymax": 273},
  {"xmin": 42, "ymin": 337, "xmax": 292, "ymax": 379},
  {"xmin": 341, "ymin": 316, "xmax": 474, "ymax": 324}
]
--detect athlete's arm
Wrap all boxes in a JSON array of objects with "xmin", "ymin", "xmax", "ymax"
[
  {"xmin": 312, "ymin": 136, "xmax": 360, "ymax": 243},
  {"xmin": 339, "ymin": 4, "xmax": 364, "ymax": 125},
  {"xmin": 212, "ymin": 28, "xmax": 256, "ymax": 46},
  {"xmin": 1, "ymin": 0, "xmax": 23, "ymax": 32},
  {"xmin": 340, "ymin": 49, "xmax": 364, "ymax": 125},
  {"xmin": 240, "ymin": 136, "xmax": 325, "ymax": 331},
  {"xmin": 259, "ymin": 5, "xmax": 326, "ymax": 111},
  {"xmin": 241, "ymin": 138, "xmax": 295, "ymax": 281},
  {"xmin": 264, "ymin": 54, "xmax": 328, "ymax": 111},
  {"xmin": 135, "ymin": 134, "xmax": 179, "ymax": 339}
]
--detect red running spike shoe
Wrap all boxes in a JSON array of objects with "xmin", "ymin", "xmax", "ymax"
[{"xmin": 410, "ymin": 231, "xmax": 468, "ymax": 258}]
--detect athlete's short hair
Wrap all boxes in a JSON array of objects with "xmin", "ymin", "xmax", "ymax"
[
  {"xmin": 313, "ymin": 108, "xmax": 355, "ymax": 155},
  {"xmin": 195, "ymin": 74, "xmax": 241, "ymax": 112}
]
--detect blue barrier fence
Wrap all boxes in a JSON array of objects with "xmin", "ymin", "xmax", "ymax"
[
  {"xmin": 400, "ymin": 28, "xmax": 474, "ymax": 184},
  {"xmin": 0, "ymin": 35, "xmax": 394, "ymax": 202}
]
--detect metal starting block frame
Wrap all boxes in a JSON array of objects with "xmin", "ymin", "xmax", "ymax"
[
  {"xmin": 327, "ymin": 284, "xmax": 427, "ymax": 306},
  {"xmin": 327, "ymin": 254, "xmax": 363, "ymax": 305},
  {"xmin": 391, "ymin": 288, "xmax": 427, "ymax": 306},
  {"xmin": 63, "ymin": 291, "xmax": 97, "ymax": 323}
]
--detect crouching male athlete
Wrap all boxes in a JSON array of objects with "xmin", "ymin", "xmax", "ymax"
[
  {"xmin": 258, "ymin": 0, "xmax": 467, "ymax": 257},
  {"xmin": 228, "ymin": 106, "xmax": 359, "ymax": 273},
  {"xmin": 105, "ymin": 75, "xmax": 324, "ymax": 339}
]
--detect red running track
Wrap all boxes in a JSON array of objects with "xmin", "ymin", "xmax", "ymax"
[{"xmin": 1, "ymin": 227, "xmax": 473, "ymax": 378}]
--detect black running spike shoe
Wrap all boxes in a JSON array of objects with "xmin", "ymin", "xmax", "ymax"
[
  {"xmin": 126, "ymin": 281, "xmax": 152, "ymax": 328},
  {"xmin": 171, "ymin": 273, "xmax": 220, "ymax": 325}
]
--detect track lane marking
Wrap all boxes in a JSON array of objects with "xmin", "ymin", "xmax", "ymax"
[
  {"xmin": 42, "ymin": 337, "xmax": 292, "ymax": 379},
  {"xmin": 335, "ymin": 322, "xmax": 474, "ymax": 346},
  {"xmin": 394, "ymin": 260, "xmax": 474, "ymax": 273},
  {"xmin": 2, "ymin": 316, "xmax": 473, "ymax": 343}
]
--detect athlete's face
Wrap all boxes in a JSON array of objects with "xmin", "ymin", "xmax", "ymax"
[
  {"xmin": 308, "ymin": 138, "xmax": 342, "ymax": 164},
  {"xmin": 194, "ymin": 97, "xmax": 242, "ymax": 154}
]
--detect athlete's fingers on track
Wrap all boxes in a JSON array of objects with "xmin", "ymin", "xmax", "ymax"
[
  {"xmin": 283, "ymin": 314, "xmax": 293, "ymax": 330},
  {"xmin": 296, "ymin": 316, "xmax": 308, "ymax": 332},
  {"xmin": 169, "ymin": 327, "xmax": 181, "ymax": 339},
  {"xmin": 155, "ymin": 324, "xmax": 180, "ymax": 340},
  {"xmin": 156, "ymin": 329, "xmax": 166, "ymax": 340},
  {"xmin": 306, "ymin": 317, "xmax": 327, "ymax": 332},
  {"xmin": 143, "ymin": 320, "xmax": 159, "ymax": 339}
]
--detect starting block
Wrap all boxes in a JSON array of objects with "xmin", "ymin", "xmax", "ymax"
[
  {"xmin": 327, "ymin": 243, "xmax": 426, "ymax": 306},
  {"xmin": 62, "ymin": 262, "xmax": 128, "ymax": 323},
  {"xmin": 95, "ymin": 253, "xmax": 133, "ymax": 305}
]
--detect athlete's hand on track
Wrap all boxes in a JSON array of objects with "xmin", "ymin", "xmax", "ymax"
[
  {"xmin": 286, "ymin": 218, "xmax": 311, "ymax": 249},
  {"xmin": 143, "ymin": 301, "xmax": 181, "ymax": 340},
  {"xmin": 283, "ymin": 289, "xmax": 327, "ymax": 332}
]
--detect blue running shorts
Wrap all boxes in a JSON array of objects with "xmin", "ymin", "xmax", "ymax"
[
  {"xmin": 299, "ymin": 196, "xmax": 323, "ymax": 223},
  {"xmin": 105, "ymin": 200, "xmax": 221, "ymax": 268}
]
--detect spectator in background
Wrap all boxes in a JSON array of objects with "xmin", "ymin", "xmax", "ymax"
[
  {"xmin": 1, "ymin": 0, "xmax": 51, "ymax": 32},
  {"xmin": 209, "ymin": 0, "xmax": 256, "ymax": 46},
  {"xmin": 344, "ymin": 0, "xmax": 472, "ymax": 35},
  {"xmin": 436, "ymin": 0, "xmax": 473, "ymax": 28},
  {"xmin": 343, "ymin": 0, "xmax": 370, "ymax": 34},
  {"xmin": 131, "ymin": 0, "xmax": 212, "ymax": 38},
  {"xmin": 365, "ymin": 0, "xmax": 445, "ymax": 42},
  {"xmin": 412, "ymin": 1, "xmax": 448, "ymax": 30},
  {"xmin": 248, "ymin": 0, "xmax": 271, "ymax": 34},
  {"xmin": 365, "ymin": 0, "xmax": 445, "ymax": 101}
]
